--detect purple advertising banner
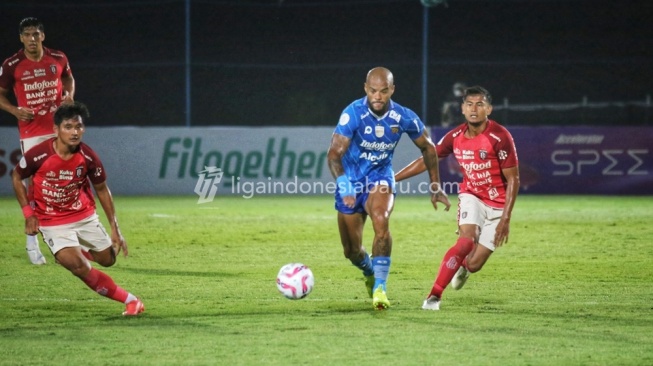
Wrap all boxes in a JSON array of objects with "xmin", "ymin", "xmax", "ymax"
[{"xmin": 432, "ymin": 126, "xmax": 652, "ymax": 195}]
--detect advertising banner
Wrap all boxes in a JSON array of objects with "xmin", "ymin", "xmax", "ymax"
[
  {"xmin": 432, "ymin": 126, "xmax": 652, "ymax": 195},
  {"xmin": 0, "ymin": 127, "xmax": 424, "ymax": 198},
  {"xmin": 1, "ymin": 126, "xmax": 651, "ymax": 198}
]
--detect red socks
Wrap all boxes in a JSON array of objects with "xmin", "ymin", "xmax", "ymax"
[
  {"xmin": 82, "ymin": 268, "xmax": 129, "ymax": 303},
  {"xmin": 430, "ymin": 237, "xmax": 475, "ymax": 298}
]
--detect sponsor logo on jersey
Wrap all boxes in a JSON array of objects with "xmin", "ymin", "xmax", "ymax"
[
  {"xmin": 460, "ymin": 161, "xmax": 491, "ymax": 173},
  {"xmin": 59, "ymin": 169, "xmax": 73, "ymax": 180},
  {"xmin": 80, "ymin": 149, "xmax": 93, "ymax": 162},
  {"xmin": 23, "ymin": 79, "xmax": 59, "ymax": 92},
  {"xmin": 8, "ymin": 58, "xmax": 19, "ymax": 66},
  {"xmin": 488, "ymin": 187, "xmax": 499, "ymax": 200},
  {"xmin": 375, "ymin": 125, "xmax": 384, "ymax": 138},
  {"xmin": 46, "ymin": 171, "xmax": 56, "ymax": 178},
  {"xmin": 461, "ymin": 150, "xmax": 474, "ymax": 160},
  {"xmin": 479, "ymin": 149, "xmax": 488, "ymax": 160},
  {"xmin": 359, "ymin": 151, "xmax": 388, "ymax": 163},
  {"xmin": 364, "ymin": 126, "xmax": 372, "ymax": 134},
  {"xmin": 339, "ymin": 113, "xmax": 350, "ymax": 126},
  {"xmin": 359, "ymin": 140, "xmax": 397, "ymax": 151},
  {"xmin": 489, "ymin": 132, "xmax": 501, "ymax": 142},
  {"xmin": 94, "ymin": 167, "xmax": 103, "ymax": 177},
  {"xmin": 33, "ymin": 153, "xmax": 47, "ymax": 162},
  {"xmin": 388, "ymin": 110, "xmax": 401, "ymax": 122},
  {"xmin": 34, "ymin": 68, "xmax": 46, "ymax": 77},
  {"xmin": 498, "ymin": 150, "xmax": 508, "ymax": 160}
]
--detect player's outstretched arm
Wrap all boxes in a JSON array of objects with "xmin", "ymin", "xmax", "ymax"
[
  {"xmin": 394, "ymin": 156, "xmax": 426, "ymax": 182},
  {"xmin": 494, "ymin": 166, "xmax": 520, "ymax": 247},
  {"xmin": 411, "ymin": 131, "xmax": 450, "ymax": 211},
  {"xmin": 93, "ymin": 181, "xmax": 128, "ymax": 257}
]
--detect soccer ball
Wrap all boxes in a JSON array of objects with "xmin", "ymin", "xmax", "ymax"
[{"xmin": 276, "ymin": 263, "xmax": 314, "ymax": 300}]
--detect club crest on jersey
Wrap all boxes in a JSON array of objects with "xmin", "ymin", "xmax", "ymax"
[
  {"xmin": 375, "ymin": 125, "xmax": 384, "ymax": 138},
  {"xmin": 76, "ymin": 166, "xmax": 84, "ymax": 178},
  {"xmin": 479, "ymin": 149, "xmax": 488, "ymax": 160},
  {"xmin": 50, "ymin": 65, "xmax": 57, "ymax": 74}
]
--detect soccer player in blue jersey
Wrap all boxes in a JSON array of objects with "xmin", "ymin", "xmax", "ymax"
[{"xmin": 327, "ymin": 67, "xmax": 451, "ymax": 310}]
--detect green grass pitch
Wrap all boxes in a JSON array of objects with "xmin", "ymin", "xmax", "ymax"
[{"xmin": 1, "ymin": 194, "xmax": 652, "ymax": 365}]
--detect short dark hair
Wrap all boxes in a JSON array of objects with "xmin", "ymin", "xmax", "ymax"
[
  {"xmin": 19, "ymin": 17, "xmax": 44, "ymax": 34},
  {"xmin": 54, "ymin": 102, "xmax": 90, "ymax": 126},
  {"xmin": 463, "ymin": 85, "xmax": 492, "ymax": 105}
]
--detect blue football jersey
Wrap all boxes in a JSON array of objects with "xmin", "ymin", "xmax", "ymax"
[{"xmin": 333, "ymin": 96, "xmax": 425, "ymax": 183}]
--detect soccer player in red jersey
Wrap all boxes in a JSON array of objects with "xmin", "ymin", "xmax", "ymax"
[
  {"xmin": 395, "ymin": 86, "xmax": 520, "ymax": 310},
  {"xmin": 11, "ymin": 102, "xmax": 144, "ymax": 316},
  {"xmin": 0, "ymin": 17, "xmax": 76, "ymax": 265}
]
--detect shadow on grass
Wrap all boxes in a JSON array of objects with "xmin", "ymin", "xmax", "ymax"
[{"xmin": 117, "ymin": 267, "xmax": 238, "ymax": 278}]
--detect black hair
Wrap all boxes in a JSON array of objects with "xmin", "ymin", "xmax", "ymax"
[
  {"xmin": 19, "ymin": 17, "xmax": 44, "ymax": 34},
  {"xmin": 463, "ymin": 85, "xmax": 492, "ymax": 105},
  {"xmin": 54, "ymin": 102, "xmax": 90, "ymax": 126}
]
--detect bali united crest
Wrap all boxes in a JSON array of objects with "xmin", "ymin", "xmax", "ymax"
[{"xmin": 479, "ymin": 149, "xmax": 488, "ymax": 160}]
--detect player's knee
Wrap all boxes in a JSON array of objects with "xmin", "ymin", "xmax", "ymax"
[
  {"xmin": 69, "ymin": 263, "xmax": 91, "ymax": 278},
  {"xmin": 95, "ymin": 257, "xmax": 116, "ymax": 267},
  {"xmin": 94, "ymin": 247, "xmax": 117, "ymax": 267},
  {"xmin": 466, "ymin": 261, "xmax": 484, "ymax": 273}
]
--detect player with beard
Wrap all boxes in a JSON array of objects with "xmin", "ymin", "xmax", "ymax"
[
  {"xmin": 395, "ymin": 85, "xmax": 520, "ymax": 310},
  {"xmin": 327, "ymin": 67, "xmax": 450, "ymax": 310}
]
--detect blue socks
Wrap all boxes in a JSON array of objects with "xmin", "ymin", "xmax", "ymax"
[
  {"xmin": 372, "ymin": 256, "xmax": 391, "ymax": 292},
  {"xmin": 351, "ymin": 252, "xmax": 374, "ymax": 277}
]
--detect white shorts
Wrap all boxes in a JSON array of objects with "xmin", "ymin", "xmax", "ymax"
[
  {"xmin": 458, "ymin": 193, "xmax": 503, "ymax": 251},
  {"xmin": 21, "ymin": 133, "xmax": 56, "ymax": 154},
  {"xmin": 40, "ymin": 214, "xmax": 112, "ymax": 255}
]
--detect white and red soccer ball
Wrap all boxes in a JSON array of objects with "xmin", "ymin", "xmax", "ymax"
[{"xmin": 276, "ymin": 263, "xmax": 314, "ymax": 300}]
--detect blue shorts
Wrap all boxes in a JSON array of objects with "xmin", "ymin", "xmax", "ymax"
[{"xmin": 334, "ymin": 172, "xmax": 395, "ymax": 215}]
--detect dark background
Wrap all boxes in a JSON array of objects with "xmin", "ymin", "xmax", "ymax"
[{"xmin": 1, "ymin": 0, "xmax": 652, "ymax": 127}]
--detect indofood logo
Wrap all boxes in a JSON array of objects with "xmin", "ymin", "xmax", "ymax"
[
  {"xmin": 23, "ymin": 79, "xmax": 59, "ymax": 91},
  {"xmin": 159, "ymin": 137, "xmax": 327, "ymax": 184}
]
